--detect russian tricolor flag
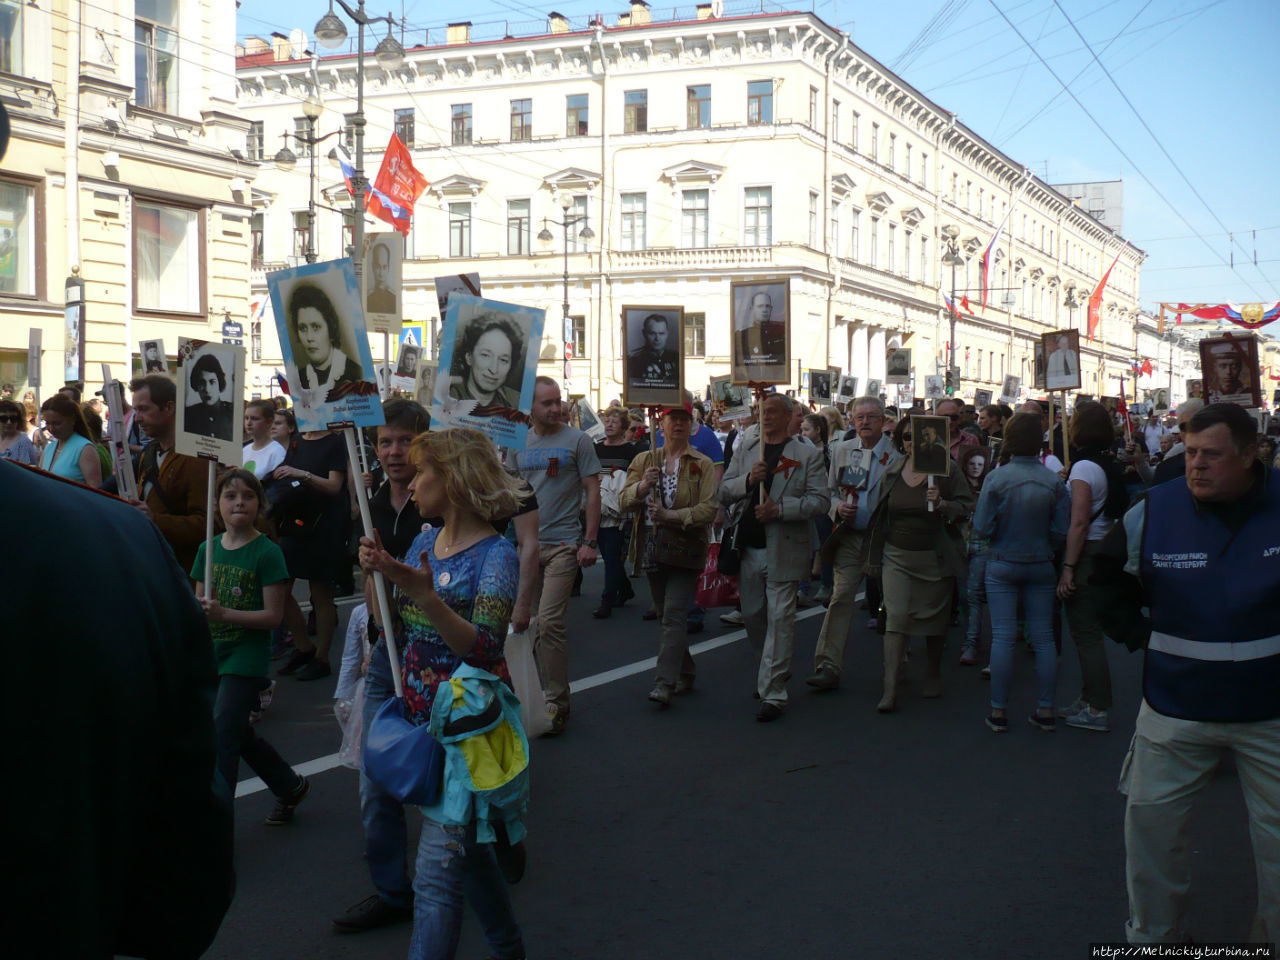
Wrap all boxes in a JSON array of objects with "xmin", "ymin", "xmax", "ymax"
[{"xmin": 334, "ymin": 144, "xmax": 356, "ymax": 196}]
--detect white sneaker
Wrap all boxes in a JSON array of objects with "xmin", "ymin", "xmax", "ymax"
[
  {"xmin": 720, "ymin": 609, "xmax": 744, "ymax": 626},
  {"xmin": 1057, "ymin": 698, "xmax": 1087, "ymax": 719}
]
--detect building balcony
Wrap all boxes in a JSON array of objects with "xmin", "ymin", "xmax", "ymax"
[{"xmin": 609, "ymin": 245, "xmax": 775, "ymax": 272}]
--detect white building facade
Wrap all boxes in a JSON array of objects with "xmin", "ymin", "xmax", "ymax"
[{"xmin": 236, "ymin": 4, "xmax": 1148, "ymax": 407}]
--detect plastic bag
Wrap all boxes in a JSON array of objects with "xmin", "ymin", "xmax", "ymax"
[
  {"xmin": 696, "ymin": 543, "xmax": 740, "ymax": 608},
  {"xmin": 506, "ymin": 625, "xmax": 552, "ymax": 739},
  {"xmin": 336, "ymin": 675, "xmax": 367, "ymax": 770}
]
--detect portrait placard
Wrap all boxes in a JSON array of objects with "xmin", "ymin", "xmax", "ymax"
[
  {"xmin": 1033, "ymin": 339, "xmax": 1047, "ymax": 390},
  {"xmin": 394, "ymin": 342, "xmax": 422, "ymax": 392},
  {"xmin": 622, "ymin": 305, "xmax": 684, "ymax": 407},
  {"xmin": 924, "ymin": 374, "xmax": 944, "ymax": 400},
  {"xmin": 711, "ymin": 374, "xmax": 752, "ymax": 421},
  {"xmin": 886, "ymin": 348, "xmax": 912, "ymax": 385},
  {"xmin": 836, "ymin": 374, "xmax": 859, "ymax": 403},
  {"xmin": 414, "ymin": 361, "xmax": 437, "ymax": 410},
  {"xmin": 1200, "ymin": 334, "xmax": 1261, "ymax": 408},
  {"xmin": 267, "ymin": 259, "xmax": 383, "ymax": 431},
  {"xmin": 1188, "ymin": 378, "xmax": 1204, "ymax": 400},
  {"xmin": 1148, "ymin": 387, "xmax": 1170, "ymax": 412},
  {"xmin": 431, "ymin": 294, "xmax": 545, "ymax": 449},
  {"xmin": 730, "ymin": 279, "xmax": 790, "ymax": 384},
  {"xmin": 572, "ymin": 397, "xmax": 606, "ymax": 440},
  {"xmin": 1042, "ymin": 329, "xmax": 1082, "ymax": 392},
  {"xmin": 959, "ymin": 445, "xmax": 993, "ymax": 488},
  {"xmin": 433, "ymin": 273, "xmax": 481, "ymax": 319},
  {"xmin": 836, "ymin": 447, "xmax": 873, "ymax": 493},
  {"xmin": 363, "ymin": 232, "xmax": 403, "ymax": 337},
  {"xmin": 910, "ymin": 415, "xmax": 950, "ymax": 476},
  {"xmin": 866, "ymin": 378, "xmax": 883, "ymax": 398},
  {"xmin": 808, "ymin": 367, "xmax": 833, "ymax": 405},
  {"xmin": 1000, "ymin": 375, "xmax": 1021, "ymax": 404},
  {"xmin": 973, "ymin": 388, "xmax": 992, "ymax": 409},
  {"xmin": 140, "ymin": 338, "xmax": 169, "ymax": 375},
  {"xmin": 174, "ymin": 338, "xmax": 245, "ymax": 465}
]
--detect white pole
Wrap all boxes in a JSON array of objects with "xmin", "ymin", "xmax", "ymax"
[
  {"xmin": 204, "ymin": 459, "xmax": 217, "ymax": 600},
  {"xmin": 345, "ymin": 425, "xmax": 404, "ymax": 698},
  {"xmin": 927, "ymin": 473, "xmax": 936, "ymax": 513}
]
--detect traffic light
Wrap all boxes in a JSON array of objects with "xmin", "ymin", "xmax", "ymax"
[{"xmin": 945, "ymin": 367, "xmax": 958, "ymax": 395}]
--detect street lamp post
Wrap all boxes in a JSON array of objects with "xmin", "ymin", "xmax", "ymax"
[
  {"xmin": 537, "ymin": 193, "xmax": 595, "ymax": 386},
  {"xmin": 1064, "ymin": 287, "xmax": 1080, "ymax": 332},
  {"xmin": 275, "ymin": 96, "xmax": 344, "ymax": 263},
  {"xmin": 940, "ymin": 224, "xmax": 964, "ymax": 396}
]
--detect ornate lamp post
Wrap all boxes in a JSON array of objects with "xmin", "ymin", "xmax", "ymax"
[
  {"xmin": 537, "ymin": 193, "xmax": 595, "ymax": 384},
  {"xmin": 940, "ymin": 224, "xmax": 964, "ymax": 395}
]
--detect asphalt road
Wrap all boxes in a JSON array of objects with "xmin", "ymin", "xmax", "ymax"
[{"xmin": 205, "ymin": 566, "xmax": 1259, "ymax": 960}]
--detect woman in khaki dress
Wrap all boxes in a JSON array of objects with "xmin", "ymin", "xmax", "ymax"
[{"xmin": 864, "ymin": 416, "xmax": 974, "ymax": 712}]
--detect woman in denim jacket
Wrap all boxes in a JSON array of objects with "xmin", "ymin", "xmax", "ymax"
[{"xmin": 972, "ymin": 413, "xmax": 1071, "ymax": 732}]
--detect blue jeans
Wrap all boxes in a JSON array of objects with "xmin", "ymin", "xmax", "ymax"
[
  {"xmin": 598, "ymin": 525, "xmax": 628, "ymax": 607},
  {"xmin": 409, "ymin": 817, "xmax": 524, "ymax": 960},
  {"xmin": 964, "ymin": 551, "xmax": 988, "ymax": 645},
  {"xmin": 985, "ymin": 559, "xmax": 1058, "ymax": 710},
  {"xmin": 214, "ymin": 674, "xmax": 298, "ymax": 798},
  {"xmin": 360, "ymin": 644, "xmax": 411, "ymax": 908}
]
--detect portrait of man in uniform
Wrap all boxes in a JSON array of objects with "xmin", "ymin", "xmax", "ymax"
[
  {"xmin": 1200, "ymin": 335, "xmax": 1260, "ymax": 408},
  {"xmin": 366, "ymin": 240, "xmax": 397, "ymax": 315},
  {"xmin": 886, "ymin": 349, "xmax": 912, "ymax": 385},
  {"xmin": 730, "ymin": 280, "xmax": 790, "ymax": 384},
  {"xmin": 623, "ymin": 306, "xmax": 684, "ymax": 406},
  {"xmin": 910, "ymin": 415, "xmax": 950, "ymax": 476}
]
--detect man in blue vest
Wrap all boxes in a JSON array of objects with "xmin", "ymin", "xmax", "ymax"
[{"xmin": 1114, "ymin": 402, "xmax": 1280, "ymax": 945}]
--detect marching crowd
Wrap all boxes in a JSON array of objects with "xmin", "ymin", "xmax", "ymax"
[{"xmin": 7, "ymin": 371, "xmax": 1280, "ymax": 956}]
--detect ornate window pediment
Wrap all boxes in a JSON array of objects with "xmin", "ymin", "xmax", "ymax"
[
  {"xmin": 900, "ymin": 206, "xmax": 925, "ymax": 226},
  {"xmin": 1046, "ymin": 274, "xmax": 1060, "ymax": 287},
  {"xmin": 963, "ymin": 236, "xmax": 982, "ymax": 254},
  {"xmin": 830, "ymin": 173, "xmax": 856, "ymax": 197},
  {"xmin": 430, "ymin": 174, "xmax": 486, "ymax": 198},
  {"xmin": 660, "ymin": 159, "xmax": 725, "ymax": 185},
  {"xmin": 542, "ymin": 167, "xmax": 602, "ymax": 193},
  {"xmin": 866, "ymin": 190, "xmax": 893, "ymax": 213},
  {"xmin": 1013, "ymin": 257, "xmax": 1026, "ymax": 272},
  {"xmin": 1029, "ymin": 266, "xmax": 1044, "ymax": 280}
]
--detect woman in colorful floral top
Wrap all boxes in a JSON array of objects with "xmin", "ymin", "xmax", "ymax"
[{"xmin": 358, "ymin": 427, "xmax": 524, "ymax": 960}]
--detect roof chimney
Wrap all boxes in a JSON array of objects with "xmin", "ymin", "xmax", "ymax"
[
  {"xmin": 696, "ymin": 3, "xmax": 713, "ymax": 20},
  {"xmin": 243, "ymin": 35, "xmax": 270, "ymax": 55},
  {"xmin": 549, "ymin": 11, "xmax": 569, "ymax": 34},
  {"xmin": 446, "ymin": 21, "xmax": 471, "ymax": 45},
  {"xmin": 630, "ymin": 1, "xmax": 651, "ymax": 26},
  {"xmin": 270, "ymin": 32, "xmax": 291, "ymax": 62}
]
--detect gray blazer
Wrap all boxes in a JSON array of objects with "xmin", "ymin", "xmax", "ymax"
[{"xmin": 719, "ymin": 433, "xmax": 831, "ymax": 581}]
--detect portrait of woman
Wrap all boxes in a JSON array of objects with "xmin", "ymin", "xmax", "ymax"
[
  {"xmin": 448, "ymin": 314, "xmax": 524, "ymax": 410},
  {"xmin": 287, "ymin": 282, "xmax": 363, "ymax": 399},
  {"xmin": 958, "ymin": 445, "xmax": 992, "ymax": 493}
]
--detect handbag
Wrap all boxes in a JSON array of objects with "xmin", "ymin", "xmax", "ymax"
[
  {"xmin": 363, "ymin": 696, "xmax": 447, "ymax": 805},
  {"xmin": 651, "ymin": 523, "xmax": 708, "ymax": 570},
  {"xmin": 696, "ymin": 543, "xmax": 740, "ymax": 608}
]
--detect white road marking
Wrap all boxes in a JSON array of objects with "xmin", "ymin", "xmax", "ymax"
[{"xmin": 235, "ymin": 601, "xmax": 842, "ymax": 798}]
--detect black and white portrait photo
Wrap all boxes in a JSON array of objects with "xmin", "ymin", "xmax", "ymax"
[
  {"xmin": 174, "ymin": 337, "xmax": 245, "ymax": 465},
  {"xmin": 622, "ymin": 306, "xmax": 683, "ymax": 406},
  {"xmin": 974, "ymin": 388, "xmax": 992, "ymax": 408},
  {"xmin": 809, "ymin": 368, "xmax": 833, "ymax": 405},
  {"xmin": 730, "ymin": 279, "xmax": 789, "ymax": 384},
  {"xmin": 866, "ymin": 378, "xmax": 883, "ymax": 399},
  {"xmin": 711, "ymin": 375, "xmax": 752, "ymax": 421},
  {"xmin": 1033, "ymin": 340, "xmax": 1047, "ymax": 390},
  {"xmin": 447, "ymin": 311, "xmax": 528, "ymax": 410},
  {"xmin": 140, "ymin": 338, "xmax": 167, "ymax": 374},
  {"xmin": 886, "ymin": 348, "xmax": 912, "ymax": 385},
  {"xmin": 395, "ymin": 343, "xmax": 422, "ymax": 379},
  {"xmin": 364, "ymin": 233, "xmax": 401, "ymax": 322},
  {"xmin": 1042, "ymin": 329, "xmax": 1082, "ymax": 392},
  {"xmin": 910, "ymin": 415, "xmax": 950, "ymax": 476},
  {"xmin": 1200, "ymin": 335, "xmax": 1261, "ymax": 408},
  {"xmin": 924, "ymin": 375, "xmax": 945, "ymax": 400},
  {"xmin": 1001, "ymin": 374, "xmax": 1021, "ymax": 403},
  {"xmin": 836, "ymin": 374, "xmax": 859, "ymax": 403},
  {"xmin": 434, "ymin": 272, "xmax": 482, "ymax": 318}
]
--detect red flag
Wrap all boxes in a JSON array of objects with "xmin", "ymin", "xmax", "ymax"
[
  {"xmin": 1087, "ymin": 250, "xmax": 1123, "ymax": 341},
  {"xmin": 1140, "ymin": 358, "xmax": 1153, "ymax": 377},
  {"xmin": 960, "ymin": 295, "xmax": 974, "ymax": 315},
  {"xmin": 366, "ymin": 134, "xmax": 428, "ymax": 236}
]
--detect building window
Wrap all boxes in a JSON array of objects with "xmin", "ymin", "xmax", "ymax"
[
  {"xmin": 978, "ymin": 188, "xmax": 985, "ymax": 221},
  {"xmin": 888, "ymin": 133, "xmax": 896, "ymax": 170},
  {"xmin": 904, "ymin": 229, "xmax": 912, "ymax": 279},
  {"xmin": 808, "ymin": 191, "xmax": 818, "ymax": 248},
  {"xmin": 624, "ymin": 90, "xmax": 648, "ymax": 134},
  {"xmin": 850, "ymin": 110, "xmax": 859, "ymax": 152},
  {"xmin": 294, "ymin": 117, "xmax": 313, "ymax": 156},
  {"xmin": 830, "ymin": 200, "xmax": 840, "ymax": 258},
  {"xmin": 951, "ymin": 173, "xmax": 958, "ymax": 203},
  {"xmin": 621, "ymin": 192, "xmax": 646, "ymax": 251},
  {"xmin": 566, "ymin": 94, "xmax": 589, "ymax": 136},
  {"xmin": 251, "ymin": 320, "xmax": 262, "ymax": 362},
  {"xmin": 0, "ymin": 0, "xmax": 23, "ymax": 74},
  {"xmin": 448, "ymin": 202, "xmax": 472, "ymax": 257},
  {"xmin": 965, "ymin": 180, "xmax": 972, "ymax": 210},
  {"xmin": 565, "ymin": 194, "xmax": 589, "ymax": 253},
  {"xmin": 808, "ymin": 86, "xmax": 819, "ymax": 127},
  {"xmin": 250, "ymin": 212, "xmax": 264, "ymax": 267},
  {"xmin": 869, "ymin": 216, "xmax": 879, "ymax": 269},
  {"xmin": 831, "ymin": 100, "xmax": 840, "ymax": 141},
  {"xmin": 684, "ymin": 311, "xmax": 706, "ymax": 357},
  {"xmin": 687, "ymin": 84, "xmax": 710, "ymax": 129},
  {"xmin": 449, "ymin": 105, "xmax": 470, "ymax": 146},
  {"xmin": 0, "ymin": 176, "xmax": 37, "ymax": 296},
  {"xmin": 510, "ymin": 98, "xmax": 532, "ymax": 141},
  {"xmin": 134, "ymin": 198, "xmax": 203, "ymax": 314},
  {"xmin": 871, "ymin": 122, "xmax": 880, "ymax": 162},
  {"xmin": 507, "ymin": 199, "xmax": 530, "ymax": 255},
  {"xmin": 246, "ymin": 121, "xmax": 264, "ymax": 161},
  {"xmin": 569, "ymin": 314, "xmax": 587, "ymax": 358},
  {"xmin": 905, "ymin": 142, "xmax": 912, "ymax": 177},
  {"xmin": 743, "ymin": 187, "xmax": 772, "ymax": 246},
  {"xmin": 919, "ymin": 235, "xmax": 928, "ymax": 285},
  {"xmin": 888, "ymin": 223, "xmax": 897, "ymax": 274},
  {"xmin": 747, "ymin": 79, "xmax": 773, "ymax": 125},
  {"xmin": 343, "ymin": 113, "xmax": 356, "ymax": 151},
  {"xmin": 292, "ymin": 211, "xmax": 309, "ymax": 258},
  {"xmin": 921, "ymin": 151, "xmax": 928, "ymax": 188},
  {"xmin": 680, "ymin": 189, "xmax": 708, "ymax": 248},
  {"xmin": 849, "ymin": 206, "xmax": 861, "ymax": 263},
  {"xmin": 135, "ymin": 0, "xmax": 178, "ymax": 113}
]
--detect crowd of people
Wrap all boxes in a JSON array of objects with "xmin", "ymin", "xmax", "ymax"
[{"xmin": 7, "ymin": 369, "xmax": 1279, "ymax": 956}]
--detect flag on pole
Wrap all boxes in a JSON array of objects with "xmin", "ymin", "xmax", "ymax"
[
  {"xmin": 249, "ymin": 297, "xmax": 268, "ymax": 326},
  {"xmin": 941, "ymin": 290, "xmax": 957, "ymax": 316},
  {"xmin": 942, "ymin": 290, "xmax": 976, "ymax": 317},
  {"xmin": 960, "ymin": 294, "xmax": 974, "ymax": 315},
  {"xmin": 979, "ymin": 176, "xmax": 1033, "ymax": 309},
  {"xmin": 366, "ymin": 134, "xmax": 429, "ymax": 236},
  {"xmin": 1087, "ymin": 250, "xmax": 1123, "ymax": 341},
  {"xmin": 1140, "ymin": 358, "xmax": 1153, "ymax": 378},
  {"xmin": 273, "ymin": 368, "xmax": 290, "ymax": 396},
  {"xmin": 334, "ymin": 144, "xmax": 356, "ymax": 196}
]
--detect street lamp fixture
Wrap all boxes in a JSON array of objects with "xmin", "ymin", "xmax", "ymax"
[
  {"xmin": 374, "ymin": 23, "xmax": 405, "ymax": 69},
  {"xmin": 302, "ymin": 93, "xmax": 325, "ymax": 121},
  {"xmin": 314, "ymin": 2, "xmax": 348, "ymax": 48},
  {"xmin": 274, "ymin": 132, "xmax": 298, "ymax": 172},
  {"xmin": 538, "ymin": 194, "xmax": 594, "ymax": 385},
  {"xmin": 940, "ymin": 223, "xmax": 965, "ymax": 395}
]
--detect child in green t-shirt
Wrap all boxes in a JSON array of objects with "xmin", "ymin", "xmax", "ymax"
[{"xmin": 193, "ymin": 469, "xmax": 309, "ymax": 826}]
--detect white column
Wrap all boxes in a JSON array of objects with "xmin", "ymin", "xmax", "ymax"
[{"xmin": 869, "ymin": 326, "xmax": 887, "ymax": 382}]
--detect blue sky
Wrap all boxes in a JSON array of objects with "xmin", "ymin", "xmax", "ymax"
[{"xmin": 238, "ymin": 0, "xmax": 1280, "ymax": 312}]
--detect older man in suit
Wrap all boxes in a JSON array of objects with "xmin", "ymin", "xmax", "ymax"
[{"xmin": 719, "ymin": 393, "xmax": 830, "ymax": 721}]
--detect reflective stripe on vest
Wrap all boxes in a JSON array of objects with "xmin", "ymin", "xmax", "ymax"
[{"xmin": 1149, "ymin": 631, "xmax": 1280, "ymax": 663}]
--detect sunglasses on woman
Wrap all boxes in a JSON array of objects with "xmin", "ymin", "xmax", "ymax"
[{"xmin": 0, "ymin": 414, "xmax": 18, "ymax": 423}]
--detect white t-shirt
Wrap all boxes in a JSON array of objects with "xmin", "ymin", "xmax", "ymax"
[
  {"xmin": 1068, "ymin": 459, "xmax": 1113, "ymax": 541},
  {"xmin": 243, "ymin": 439, "xmax": 286, "ymax": 479},
  {"xmin": 1142, "ymin": 422, "xmax": 1170, "ymax": 457}
]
